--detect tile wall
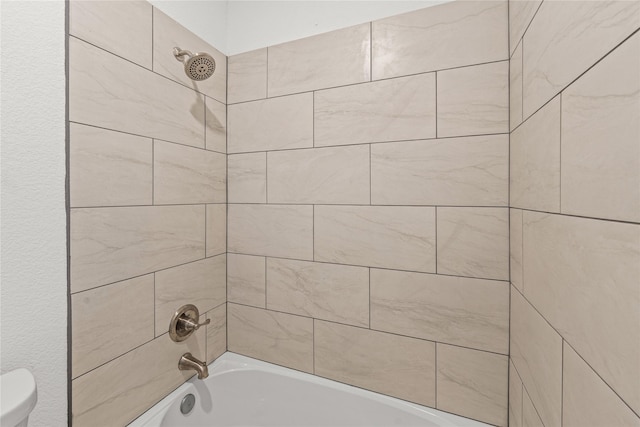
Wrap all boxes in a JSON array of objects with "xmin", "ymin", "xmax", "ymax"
[
  {"xmin": 226, "ymin": 1, "xmax": 511, "ymax": 425},
  {"xmin": 68, "ymin": 1, "xmax": 227, "ymax": 425},
  {"xmin": 508, "ymin": 1, "xmax": 640, "ymax": 426}
]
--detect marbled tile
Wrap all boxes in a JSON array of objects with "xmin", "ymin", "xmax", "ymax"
[
  {"xmin": 267, "ymin": 258, "xmax": 369, "ymax": 327},
  {"xmin": 69, "ymin": 37, "xmax": 205, "ymax": 148},
  {"xmin": 371, "ymin": 135, "xmax": 508, "ymax": 206},
  {"xmin": 522, "ymin": 391, "xmax": 544, "ymax": 427},
  {"xmin": 563, "ymin": 343, "xmax": 640, "ymax": 427},
  {"xmin": 510, "ymin": 95, "xmax": 560, "ymax": 212},
  {"xmin": 509, "ymin": 361, "xmax": 524, "ymax": 427},
  {"xmin": 314, "ymin": 73, "xmax": 436, "ymax": 147},
  {"xmin": 267, "ymin": 145, "xmax": 369, "ymax": 204},
  {"xmin": 152, "ymin": 7, "xmax": 226, "ymax": 103},
  {"xmin": 228, "ymin": 153, "xmax": 266, "ymax": 203},
  {"xmin": 561, "ymin": 32, "xmax": 640, "ymax": 223},
  {"xmin": 69, "ymin": 0, "xmax": 152, "ymax": 68},
  {"xmin": 437, "ymin": 61, "xmax": 509, "ymax": 137},
  {"xmin": 509, "ymin": 0, "xmax": 542, "ymax": 57},
  {"xmin": 154, "ymin": 255, "xmax": 226, "ymax": 335},
  {"xmin": 206, "ymin": 204, "xmax": 226, "ymax": 257},
  {"xmin": 314, "ymin": 320, "xmax": 436, "ymax": 407},
  {"xmin": 523, "ymin": 211, "xmax": 640, "ymax": 414},
  {"xmin": 267, "ymin": 24, "xmax": 370, "ymax": 97},
  {"xmin": 72, "ymin": 329, "xmax": 205, "ymax": 427},
  {"xmin": 70, "ymin": 123, "xmax": 152, "ymax": 208},
  {"xmin": 372, "ymin": 1, "xmax": 508, "ymax": 80},
  {"xmin": 228, "ymin": 304, "xmax": 313, "ymax": 373},
  {"xmin": 206, "ymin": 304, "xmax": 227, "ymax": 364},
  {"xmin": 228, "ymin": 48, "xmax": 267, "ymax": 104},
  {"xmin": 228, "ymin": 204, "xmax": 313, "ymax": 260},
  {"xmin": 510, "ymin": 42, "xmax": 523, "ymax": 131},
  {"xmin": 510, "ymin": 208, "xmax": 523, "ymax": 292},
  {"xmin": 437, "ymin": 207, "xmax": 509, "ymax": 281},
  {"xmin": 314, "ymin": 206, "xmax": 436, "ymax": 272},
  {"xmin": 205, "ymin": 97, "xmax": 226, "ymax": 154},
  {"xmin": 154, "ymin": 141, "xmax": 226, "ymax": 205},
  {"xmin": 510, "ymin": 288, "xmax": 562, "ymax": 427},
  {"xmin": 72, "ymin": 275, "xmax": 154, "ymax": 378},
  {"xmin": 436, "ymin": 344, "xmax": 508, "ymax": 426},
  {"xmin": 371, "ymin": 269, "xmax": 508, "ymax": 354},
  {"xmin": 228, "ymin": 93, "xmax": 313, "ymax": 153},
  {"xmin": 227, "ymin": 254, "xmax": 265, "ymax": 308},
  {"xmin": 523, "ymin": 0, "xmax": 640, "ymax": 118},
  {"xmin": 71, "ymin": 205, "xmax": 205, "ymax": 292}
]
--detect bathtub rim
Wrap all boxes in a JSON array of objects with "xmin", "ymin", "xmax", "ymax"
[{"xmin": 128, "ymin": 351, "xmax": 489, "ymax": 427}]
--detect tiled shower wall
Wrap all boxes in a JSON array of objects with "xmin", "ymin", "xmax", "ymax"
[
  {"xmin": 68, "ymin": 2, "xmax": 227, "ymax": 425},
  {"xmin": 226, "ymin": 2, "xmax": 511, "ymax": 425},
  {"xmin": 508, "ymin": 1, "xmax": 639, "ymax": 427}
]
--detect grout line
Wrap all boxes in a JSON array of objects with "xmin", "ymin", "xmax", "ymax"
[
  {"xmin": 559, "ymin": 93, "xmax": 563, "ymax": 212},
  {"xmin": 435, "ymin": 71, "xmax": 438, "ymax": 138},
  {"xmin": 312, "ymin": 205, "xmax": 315, "ymax": 261},
  {"xmin": 71, "ymin": 202, "xmax": 227, "ymax": 209},
  {"xmin": 153, "ymin": 273, "xmax": 156, "ymax": 337},
  {"xmin": 561, "ymin": 338, "xmax": 565, "ymax": 425},
  {"xmin": 264, "ymin": 257, "xmax": 268, "ymax": 309},
  {"xmin": 509, "ymin": 206, "xmax": 639, "ymax": 226},
  {"xmin": 151, "ymin": 139, "xmax": 155, "ymax": 204},
  {"xmin": 312, "ymin": 91, "xmax": 315, "ymax": 147},
  {"xmin": 368, "ymin": 268, "xmax": 371, "ymax": 328},
  {"xmin": 435, "ymin": 207, "xmax": 438, "ymax": 274},
  {"xmin": 369, "ymin": 21, "xmax": 373, "ymax": 82},
  {"xmin": 312, "ymin": 319, "xmax": 316, "ymax": 374},
  {"xmin": 64, "ymin": 2, "xmax": 72, "ymax": 421},
  {"xmin": 368, "ymin": 144, "xmax": 372, "ymax": 205},
  {"xmin": 434, "ymin": 342, "xmax": 438, "ymax": 408},
  {"xmin": 224, "ymin": 202, "xmax": 510, "ymax": 209}
]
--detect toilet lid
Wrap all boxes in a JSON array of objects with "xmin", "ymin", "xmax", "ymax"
[{"xmin": 0, "ymin": 368, "xmax": 38, "ymax": 426}]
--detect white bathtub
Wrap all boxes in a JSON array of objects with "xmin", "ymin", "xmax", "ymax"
[{"xmin": 129, "ymin": 352, "xmax": 489, "ymax": 427}]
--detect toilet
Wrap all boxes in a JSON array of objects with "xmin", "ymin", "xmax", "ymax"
[{"xmin": 0, "ymin": 368, "xmax": 37, "ymax": 427}]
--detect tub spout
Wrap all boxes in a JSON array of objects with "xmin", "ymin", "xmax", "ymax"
[{"xmin": 179, "ymin": 353, "xmax": 208, "ymax": 379}]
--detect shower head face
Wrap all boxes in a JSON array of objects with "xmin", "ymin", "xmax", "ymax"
[{"xmin": 185, "ymin": 53, "xmax": 216, "ymax": 81}]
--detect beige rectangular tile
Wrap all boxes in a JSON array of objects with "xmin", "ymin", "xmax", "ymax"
[
  {"xmin": 154, "ymin": 141, "xmax": 226, "ymax": 205},
  {"xmin": 228, "ymin": 93, "xmax": 313, "ymax": 153},
  {"xmin": 314, "ymin": 73, "xmax": 436, "ymax": 147},
  {"xmin": 152, "ymin": 7, "xmax": 226, "ymax": 103},
  {"xmin": 437, "ymin": 344, "xmax": 508, "ymax": 426},
  {"xmin": 228, "ymin": 204, "xmax": 313, "ymax": 260},
  {"xmin": 437, "ymin": 207, "xmax": 509, "ymax": 281},
  {"xmin": 206, "ymin": 204, "xmax": 226, "ymax": 257},
  {"xmin": 509, "ymin": 0, "xmax": 542, "ymax": 57},
  {"xmin": 437, "ymin": 61, "xmax": 509, "ymax": 137},
  {"xmin": 314, "ymin": 320, "xmax": 436, "ymax": 407},
  {"xmin": 228, "ymin": 254, "xmax": 266, "ymax": 308},
  {"xmin": 268, "ymin": 24, "xmax": 370, "ymax": 97},
  {"xmin": 561, "ymin": 32, "xmax": 640, "ymax": 223},
  {"xmin": 510, "ymin": 95, "xmax": 560, "ymax": 212},
  {"xmin": 154, "ymin": 255, "xmax": 226, "ymax": 335},
  {"xmin": 205, "ymin": 97, "xmax": 226, "ymax": 154},
  {"xmin": 228, "ymin": 304, "xmax": 313, "ymax": 373},
  {"xmin": 523, "ymin": 0, "xmax": 639, "ymax": 117},
  {"xmin": 69, "ymin": 37, "xmax": 205, "ymax": 148},
  {"xmin": 523, "ymin": 211, "xmax": 640, "ymax": 414},
  {"xmin": 372, "ymin": 1, "xmax": 508, "ymax": 80},
  {"xmin": 522, "ymin": 391, "xmax": 544, "ymax": 427},
  {"xmin": 267, "ymin": 145, "xmax": 369, "ymax": 204},
  {"xmin": 267, "ymin": 258, "xmax": 369, "ymax": 327},
  {"xmin": 510, "ymin": 288, "xmax": 563, "ymax": 427},
  {"xmin": 228, "ymin": 153, "xmax": 266, "ymax": 203},
  {"xmin": 69, "ymin": 0, "xmax": 152, "ymax": 69},
  {"xmin": 510, "ymin": 208, "xmax": 524, "ymax": 292},
  {"xmin": 206, "ymin": 304, "xmax": 227, "ymax": 364},
  {"xmin": 228, "ymin": 48, "xmax": 267, "ymax": 104},
  {"xmin": 563, "ymin": 343, "xmax": 640, "ymax": 427},
  {"xmin": 71, "ymin": 205, "xmax": 205, "ymax": 292},
  {"xmin": 72, "ymin": 275, "xmax": 154, "ymax": 378},
  {"xmin": 371, "ymin": 135, "xmax": 508, "ymax": 206},
  {"xmin": 510, "ymin": 41, "xmax": 524, "ymax": 130},
  {"xmin": 70, "ymin": 123, "xmax": 152, "ymax": 208},
  {"xmin": 315, "ymin": 205, "xmax": 436, "ymax": 272},
  {"xmin": 371, "ymin": 269, "xmax": 508, "ymax": 354},
  {"xmin": 72, "ymin": 329, "xmax": 205, "ymax": 427},
  {"xmin": 509, "ymin": 361, "xmax": 524, "ymax": 427}
]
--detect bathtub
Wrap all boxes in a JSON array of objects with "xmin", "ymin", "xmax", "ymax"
[{"xmin": 129, "ymin": 352, "xmax": 489, "ymax": 427}]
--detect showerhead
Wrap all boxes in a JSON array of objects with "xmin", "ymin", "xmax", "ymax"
[{"xmin": 173, "ymin": 47, "xmax": 216, "ymax": 81}]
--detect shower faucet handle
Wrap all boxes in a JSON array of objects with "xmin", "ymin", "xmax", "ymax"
[{"xmin": 169, "ymin": 304, "xmax": 210, "ymax": 342}]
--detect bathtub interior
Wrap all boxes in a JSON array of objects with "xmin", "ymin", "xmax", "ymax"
[{"xmin": 129, "ymin": 352, "xmax": 489, "ymax": 427}]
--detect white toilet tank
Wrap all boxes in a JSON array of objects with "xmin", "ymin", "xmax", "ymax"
[{"xmin": 0, "ymin": 368, "xmax": 37, "ymax": 427}]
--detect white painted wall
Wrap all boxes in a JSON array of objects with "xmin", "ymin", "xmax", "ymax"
[{"xmin": 0, "ymin": 1, "xmax": 68, "ymax": 426}]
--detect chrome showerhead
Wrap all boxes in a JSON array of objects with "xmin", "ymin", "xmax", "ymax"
[{"xmin": 173, "ymin": 47, "xmax": 216, "ymax": 81}]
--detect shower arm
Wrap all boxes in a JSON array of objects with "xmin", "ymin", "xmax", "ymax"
[{"xmin": 173, "ymin": 47, "xmax": 193, "ymax": 63}]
